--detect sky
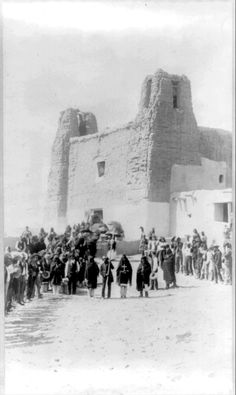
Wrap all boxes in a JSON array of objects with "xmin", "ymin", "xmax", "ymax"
[{"xmin": 3, "ymin": 0, "xmax": 233, "ymax": 235}]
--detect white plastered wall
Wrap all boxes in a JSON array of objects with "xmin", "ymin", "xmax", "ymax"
[{"xmin": 170, "ymin": 189, "xmax": 232, "ymax": 247}]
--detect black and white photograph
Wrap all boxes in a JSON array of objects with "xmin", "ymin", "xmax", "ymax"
[{"xmin": 1, "ymin": 1, "xmax": 234, "ymax": 395}]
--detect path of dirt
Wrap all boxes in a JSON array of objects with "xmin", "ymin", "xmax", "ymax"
[{"xmin": 5, "ymin": 256, "xmax": 233, "ymax": 395}]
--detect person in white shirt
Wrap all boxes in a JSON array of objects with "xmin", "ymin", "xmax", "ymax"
[{"xmin": 183, "ymin": 243, "xmax": 193, "ymax": 275}]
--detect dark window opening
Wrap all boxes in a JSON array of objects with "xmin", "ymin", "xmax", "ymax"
[
  {"xmin": 214, "ymin": 203, "xmax": 228, "ymax": 222},
  {"xmin": 173, "ymin": 95, "xmax": 178, "ymax": 108},
  {"xmin": 172, "ymin": 81, "xmax": 179, "ymax": 109},
  {"xmin": 97, "ymin": 161, "xmax": 105, "ymax": 177},
  {"xmin": 90, "ymin": 209, "xmax": 103, "ymax": 224},
  {"xmin": 219, "ymin": 174, "xmax": 224, "ymax": 183}
]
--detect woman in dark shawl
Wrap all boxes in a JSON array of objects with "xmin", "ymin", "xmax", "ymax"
[
  {"xmin": 136, "ymin": 255, "xmax": 152, "ymax": 297},
  {"xmin": 116, "ymin": 254, "xmax": 132, "ymax": 298},
  {"xmin": 85, "ymin": 256, "xmax": 99, "ymax": 297},
  {"xmin": 161, "ymin": 246, "xmax": 177, "ymax": 289}
]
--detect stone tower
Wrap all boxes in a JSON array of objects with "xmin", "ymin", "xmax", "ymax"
[
  {"xmin": 46, "ymin": 108, "xmax": 97, "ymax": 228},
  {"xmin": 136, "ymin": 69, "xmax": 201, "ymax": 202}
]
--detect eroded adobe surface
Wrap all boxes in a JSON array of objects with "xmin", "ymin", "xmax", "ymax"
[{"xmin": 46, "ymin": 69, "xmax": 232, "ymax": 228}]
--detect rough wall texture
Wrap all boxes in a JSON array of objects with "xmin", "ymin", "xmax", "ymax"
[
  {"xmin": 198, "ymin": 126, "xmax": 232, "ymax": 167},
  {"xmin": 170, "ymin": 158, "xmax": 229, "ymax": 193},
  {"xmin": 46, "ymin": 69, "xmax": 232, "ymax": 234},
  {"xmin": 67, "ymin": 124, "xmax": 149, "ymax": 213},
  {"xmin": 136, "ymin": 70, "xmax": 201, "ymax": 202},
  {"xmin": 46, "ymin": 108, "xmax": 97, "ymax": 224}
]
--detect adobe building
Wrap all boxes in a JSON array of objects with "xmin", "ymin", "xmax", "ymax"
[{"xmin": 46, "ymin": 69, "xmax": 232, "ymax": 243}]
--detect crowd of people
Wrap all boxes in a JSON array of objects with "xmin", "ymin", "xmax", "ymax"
[
  {"xmin": 4, "ymin": 223, "xmax": 232, "ymax": 314},
  {"xmin": 139, "ymin": 226, "xmax": 233, "ymax": 291}
]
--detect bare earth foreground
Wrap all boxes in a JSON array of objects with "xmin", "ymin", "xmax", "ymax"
[{"xmin": 5, "ymin": 256, "xmax": 233, "ymax": 395}]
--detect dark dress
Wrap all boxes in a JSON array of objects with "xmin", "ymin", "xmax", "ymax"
[
  {"xmin": 162, "ymin": 252, "xmax": 176, "ymax": 285},
  {"xmin": 50, "ymin": 263, "xmax": 64, "ymax": 286},
  {"xmin": 136, "ymin": 257, "xmax": 152, "ymax": 291},
  {"xmin": 85, "ymin": 259, "xmax": 99, "ymax": 289},
  {"xmin": 116, "ymin": 255, "xmax": 132, "ymax": 285}
]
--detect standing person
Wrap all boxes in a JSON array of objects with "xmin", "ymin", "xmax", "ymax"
[
  {"xmin": 148, "ymin": 235, "xmax": 157, "ymax": 258},
  {"xmin": 11, "ymin": 256, "xmax": 22, "ymax": 305},
  {"xmin": 139, "ymin": 227, "xmax": 148, "ymax": 255},
  {"xmin": 222, "ymin": 242, "xmax": 232, "ymax": 285},
  {"xmin": 195, "ymin": 244, "xmax": 205, "ymax": 279},
  {"xmin": 65, "ymin": 253, "xmax": 80, "ymax": 295},
  {"xmin": 100, "ymin": 257, "xmax": 114, "ymax": 298},
  {"xmin": 39, "ymin": 227, "xmax": 48, "ymax": 241},
  {"xmin": 183, "ymin": 242, "xmax": 193, "ymax": 275},
  {"xmin": 161, "ymin": 246, "xmax": 177, "ymax": 289},
  {"xmin": 116, "ymin": 254, "xmax": 132, "ymax": 299},
  {"xmin": 150, "ymin": 252, "xmax": 159, "ymax": 290},
  {"xmin": 15, "ymin": 236, "xmax": 26, "ymax": 252},
  {"xmin": 136, "ymin": 255, "xmax": 152, "ymax": 297},
  {"xmin": 85, "ymin": 256, "xmax": 99, "ymax": 297},
  {"xmin": 50, "ymin": 257, "xmax": 64, "ymax": 295},
  {"xmin": 200, "ymin": 231, "xmax": 208, "ymax": 249},
  {"xmin": 35, "ymin": 255, "xmax": 43, "ymax": 298},
  {"xmin": 48, "ymin": 227, "xmax": 57, "ymax": 243},
  {"xmin": 4, "ymin": 253, "xmax": 15, "ymax": 313},
  {"xmin": 200, "ymin": 245, "xmax": 208, "ymax": 280},
  {"xmin": 21, "ymin": 226, "xmax": 32, "ymax": 252},
  {"xmin": 156, "ymin": 237, "xmax": 166, "ymax": 267},
  {"xmin": 191, "ymin": 229, "xmax": 201, "ymax": 274},
  {"xmin": 213, "ymin": 245, "xmax": 223, "ymax": 284},
  {"xmin": 208, "ymin": 246, "xmax": 215, "ymax": 282},
  {"xmin": 148, "ymin": 227, "xmax": 156, "ymax": 240},
  {"xmin": 175, "ymin": 238, "xmax": 183, "ymax": 273},
  {"xmin": 26, "ymin": 254, "xmax": 39, "ymax": 301},
  {"xmin": 107, "ymin": 235, "xmax": 117, "ymax": 261},
  {"xmin": 18, "ymin": 252, "xmax": 28, "ymax": 304}
]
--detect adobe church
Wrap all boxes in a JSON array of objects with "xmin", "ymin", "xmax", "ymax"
[{"xmin": 46, "ymin": 69, "xmax": 232, "ymax": 242}]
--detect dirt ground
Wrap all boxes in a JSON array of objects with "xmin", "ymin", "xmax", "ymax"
[{"xmin": 4, "ymin": 255, "xmax": 233, "ymax": 395}]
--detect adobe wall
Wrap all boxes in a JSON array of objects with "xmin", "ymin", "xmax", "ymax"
[
  {"xmin": 170, "ymin": 157, "xmax": 229, "ymax": 193},
  {"xmin": 136, "ymin": 70, "xmax": 202, "ymax": 202},
  {"xmin": 198, "ymin": 127, "xmax": 232, "ymax": 187},
  {"xmin": 46, "ymin": 68, "xmax": 232, "ymax": 237},
  {"xmin": 170, "ymin": 188, "xmax": 232, "ymax": 247},
  {"xmin": 45, "ymin": 108, "xmax": 97, "ymax": 228},
  {"xmin": 67, "ymin": 124, "xmax": 162, "ymax": 240}
]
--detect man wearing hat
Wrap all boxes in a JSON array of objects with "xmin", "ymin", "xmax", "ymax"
[
  {"xmin": 213, "ymin": 245, "xmax": 223, "ymax": 284},
  {"xmin": 100, "ymin": 256, "xmax": 114, "ymax": 298},
  {"xmin": 65, "ymin": 253, "xmax": 80, "ymax": 295}
]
